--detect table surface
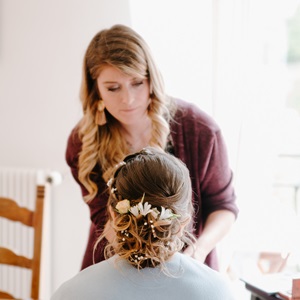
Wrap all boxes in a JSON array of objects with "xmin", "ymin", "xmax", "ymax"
[
  {"xmin": 245, "ymin": 282, "xmax": 282, "ymax": 300},
  {"xmin": 243, "ymin": 273, "xmax": 296, "ymax": 300}
]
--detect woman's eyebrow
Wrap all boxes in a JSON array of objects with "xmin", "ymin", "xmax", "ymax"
[{"xmin": 102, "ymin": 80, "xmax": 119, "ymax": 84}]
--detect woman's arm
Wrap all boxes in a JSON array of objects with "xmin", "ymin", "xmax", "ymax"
[{"xmin": 65, "ymin": 127, "xmax": 109, "ymax": 227}]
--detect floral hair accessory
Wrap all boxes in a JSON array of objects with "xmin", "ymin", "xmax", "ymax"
[
  {"xmin": 158, "ymin": 206, "xmax": 179, "ymax": 220},
  {"xmin": 115, "ymin": 193, "xmax": 180, "ymax": 221}
]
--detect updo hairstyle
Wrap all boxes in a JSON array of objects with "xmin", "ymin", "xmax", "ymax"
[{"xmin": 101, "ymin": 147, "xmax": 195, "ymax": 271}]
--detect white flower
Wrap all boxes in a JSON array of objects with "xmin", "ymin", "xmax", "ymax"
[
  {"xmin": 159, "ymin": 207, "xmax": 175, "ymax": 220},
  {"xmin": 139, "ymin": 202, "xmax": 153, "ymax": 216},
  {"xmin": 116, "ymin": 199, "xmax": 131, "ymax": 214},
  {"xmin": 150, "ymin": 207, "xmax": 159, "ymax": 219},
  {"xmin": 130, "ymin": 202, "xmax": 153, "ymax": 217},
  {"xmin": 129, "ymin": 193, "xmax": 152, "ymax": 217},
  {"xmin": 129, "ymin": 204, "xmax": 140, "ymax": 217}
]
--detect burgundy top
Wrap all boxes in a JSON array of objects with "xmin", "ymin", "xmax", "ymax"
[{"xmin": 66, "ymin": 99, "xmax": 238, "ymax": 271}]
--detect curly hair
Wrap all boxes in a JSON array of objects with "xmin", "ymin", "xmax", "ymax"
[
  {"xmin": 77, "ymin": 24, "xmax": 176, "ymax": 201},
  {"xmin": 95, "ymin": 148, "xmax": 196, "ymax": 273}
]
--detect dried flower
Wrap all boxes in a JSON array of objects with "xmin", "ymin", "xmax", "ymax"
[{"xmin": 116, "ymin": 199, "xmax": 131, "ymax": 214}]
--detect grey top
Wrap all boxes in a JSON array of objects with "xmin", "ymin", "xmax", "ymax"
[{"xmin": 51, "ymin": 253, "xmax": 236, "ymax": 300}]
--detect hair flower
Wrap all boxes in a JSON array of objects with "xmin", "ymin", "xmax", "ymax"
[
  {"xmin": 129, "ymin": 194, "xmax": 153, "ymax": 217},
  {"xmin": 150, "ymin": 207, "xmax": 159, "ymax": 219},
  {"xmin": 129, "ymin": 204, "xmax": 140, "ymax": 217},
  {"xmin": 138, "ymin": 202, "xmax": 153, "ymax": 216},
  {"xmin": 116, "ymin": 199, "xmax": 131, "ymax": 214},
  {"xmin": 159, "ymin": 206, "xmax": 180, "ymax": 220}
]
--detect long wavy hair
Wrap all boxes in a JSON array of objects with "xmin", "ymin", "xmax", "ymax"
[
  {"xmin": 96, "ymin": 148, "xmax": 195, "ymax": 272},
  {"xmin": 77, "ymin": 24, "xmax": 175, "ymax": 201}
]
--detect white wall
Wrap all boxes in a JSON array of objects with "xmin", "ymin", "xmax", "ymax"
[
  {"xmin": 129, "ymin": 0, "xmax": 215, "ymax": 115},
  {"xmin": 0, "ymin": 0, "xmax": 131, "ymax": 297}
]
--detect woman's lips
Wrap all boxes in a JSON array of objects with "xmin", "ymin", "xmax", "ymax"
[{"xmin": 120, "ymin": 107, "xmax": 138, "ymax": 113}]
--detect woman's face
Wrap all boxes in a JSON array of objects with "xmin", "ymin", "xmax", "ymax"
[{"xmin": 96, "ymin": 66, "xmax": 150, "ymax": 126}]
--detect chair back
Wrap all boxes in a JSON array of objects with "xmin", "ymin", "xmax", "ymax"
[{"xmin": 0, "ymin": 185, "xmax": 45, "ymax": 300}]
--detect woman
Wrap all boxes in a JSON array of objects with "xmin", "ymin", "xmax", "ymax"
[
  {"xmin": 66, "ymin": 24, "xmax": 238, "ymax": 271},
  {"xmin": 53, "ymin": 148, "xmax": 236, "ymax": 300}
]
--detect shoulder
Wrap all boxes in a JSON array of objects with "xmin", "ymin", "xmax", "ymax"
[
  {"xmin": 175, "ymin": 253, "xmax": 236, "ymax": 299},
  {"xmin": 170, "ymin": 98, "xmax": 224, "ymax": 150},
  {"xmin": 177, "ymin": 253, "xmax": 222, "ymax": 279},
  {"xmin": 66, "ymin": 124, "xmax": 82, "ymax": 152},
  {"xmin": 65, "ymin": 124, "xmax": 82, "ymax": 165},
  {"xmin": 172, "ymin": 98, "xmax": 220, "ymax": 134},
  {"xmin": 51, "ymin": 257, "xmax": 119, "ymax": 300}
]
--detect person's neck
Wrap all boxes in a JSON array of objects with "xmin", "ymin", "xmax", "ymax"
[{"xmin": 121, "ymin": 118, "xmax": 152, "ymax": 153}]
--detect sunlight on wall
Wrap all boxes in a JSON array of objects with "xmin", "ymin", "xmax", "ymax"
[{"xmin": 129, "ymin": 0, "xmax": 214, "ymax": 114}]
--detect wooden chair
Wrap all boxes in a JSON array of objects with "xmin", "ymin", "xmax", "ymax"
[
  {"xmin": 257, "ymin": 251, "xmax": 290, "ymax": 274},
  {"xmin": 0, "ymin": 185, "xmax": 45, "ymax": 300}
]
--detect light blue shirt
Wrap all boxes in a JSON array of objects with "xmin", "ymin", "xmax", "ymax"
[{"xmin": 51, "ymin": 253, "xmax": 236, "ymax": 300}]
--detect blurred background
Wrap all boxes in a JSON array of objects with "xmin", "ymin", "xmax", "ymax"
[{"xmin": 0, "ymin": 0, "xmax": 299, "ymax": 298}]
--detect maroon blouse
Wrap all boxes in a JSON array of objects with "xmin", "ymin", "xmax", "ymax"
[{"xmin": 66, "ymin": 98, "xmax": 239, "ymax": 271}]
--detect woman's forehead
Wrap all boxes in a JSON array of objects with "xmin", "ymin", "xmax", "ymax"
[{"xmin": 97, "ymin": 65, "xmax": 146, "ymax": 82}]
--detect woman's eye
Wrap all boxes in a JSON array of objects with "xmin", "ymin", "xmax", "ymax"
[
  {"xmin": 133, "ymin": 81, "xmax": 143, "ymax": 87},
  {"xmin": 108, "ymin": 86, "xmax": 119, "ymax": 92}
]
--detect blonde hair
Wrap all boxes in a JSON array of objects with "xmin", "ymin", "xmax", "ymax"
[
  {"xmin": 96, "ymin": 148, "xmax": 196, "ymax": 272},
  {"xmin": 77, "ymin": 24, "xmax": 175, "ymax": 201}
]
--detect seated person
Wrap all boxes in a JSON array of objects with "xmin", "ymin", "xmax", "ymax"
[{"xmin": 51, "ymin": 147, "xmax": 236, "ymax": 300}]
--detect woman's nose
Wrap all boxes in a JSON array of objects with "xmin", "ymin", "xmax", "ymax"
[{"xmin": 121, "ymin": 88, "xmax": 134, "ymax": 105}]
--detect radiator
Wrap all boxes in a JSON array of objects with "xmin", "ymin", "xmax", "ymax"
[{"xmin": 0, "ymin": 167, "xmax": 61, "ymax": 299}]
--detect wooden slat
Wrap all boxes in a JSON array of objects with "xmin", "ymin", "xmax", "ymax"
[
  {"xmin": 0, "ymin": 247, "xmax": 32, "ymax": 268},
  {"xmin": 0, "ymin": 197, "xmax": 34, "ymax": 226},
  {"xmin": 0, "ymin": 290, "xmax": 15, "ymax": 299},
  {"xmin": 31, "ymin": 185, "xmax": 45, "ymax": 299}
]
